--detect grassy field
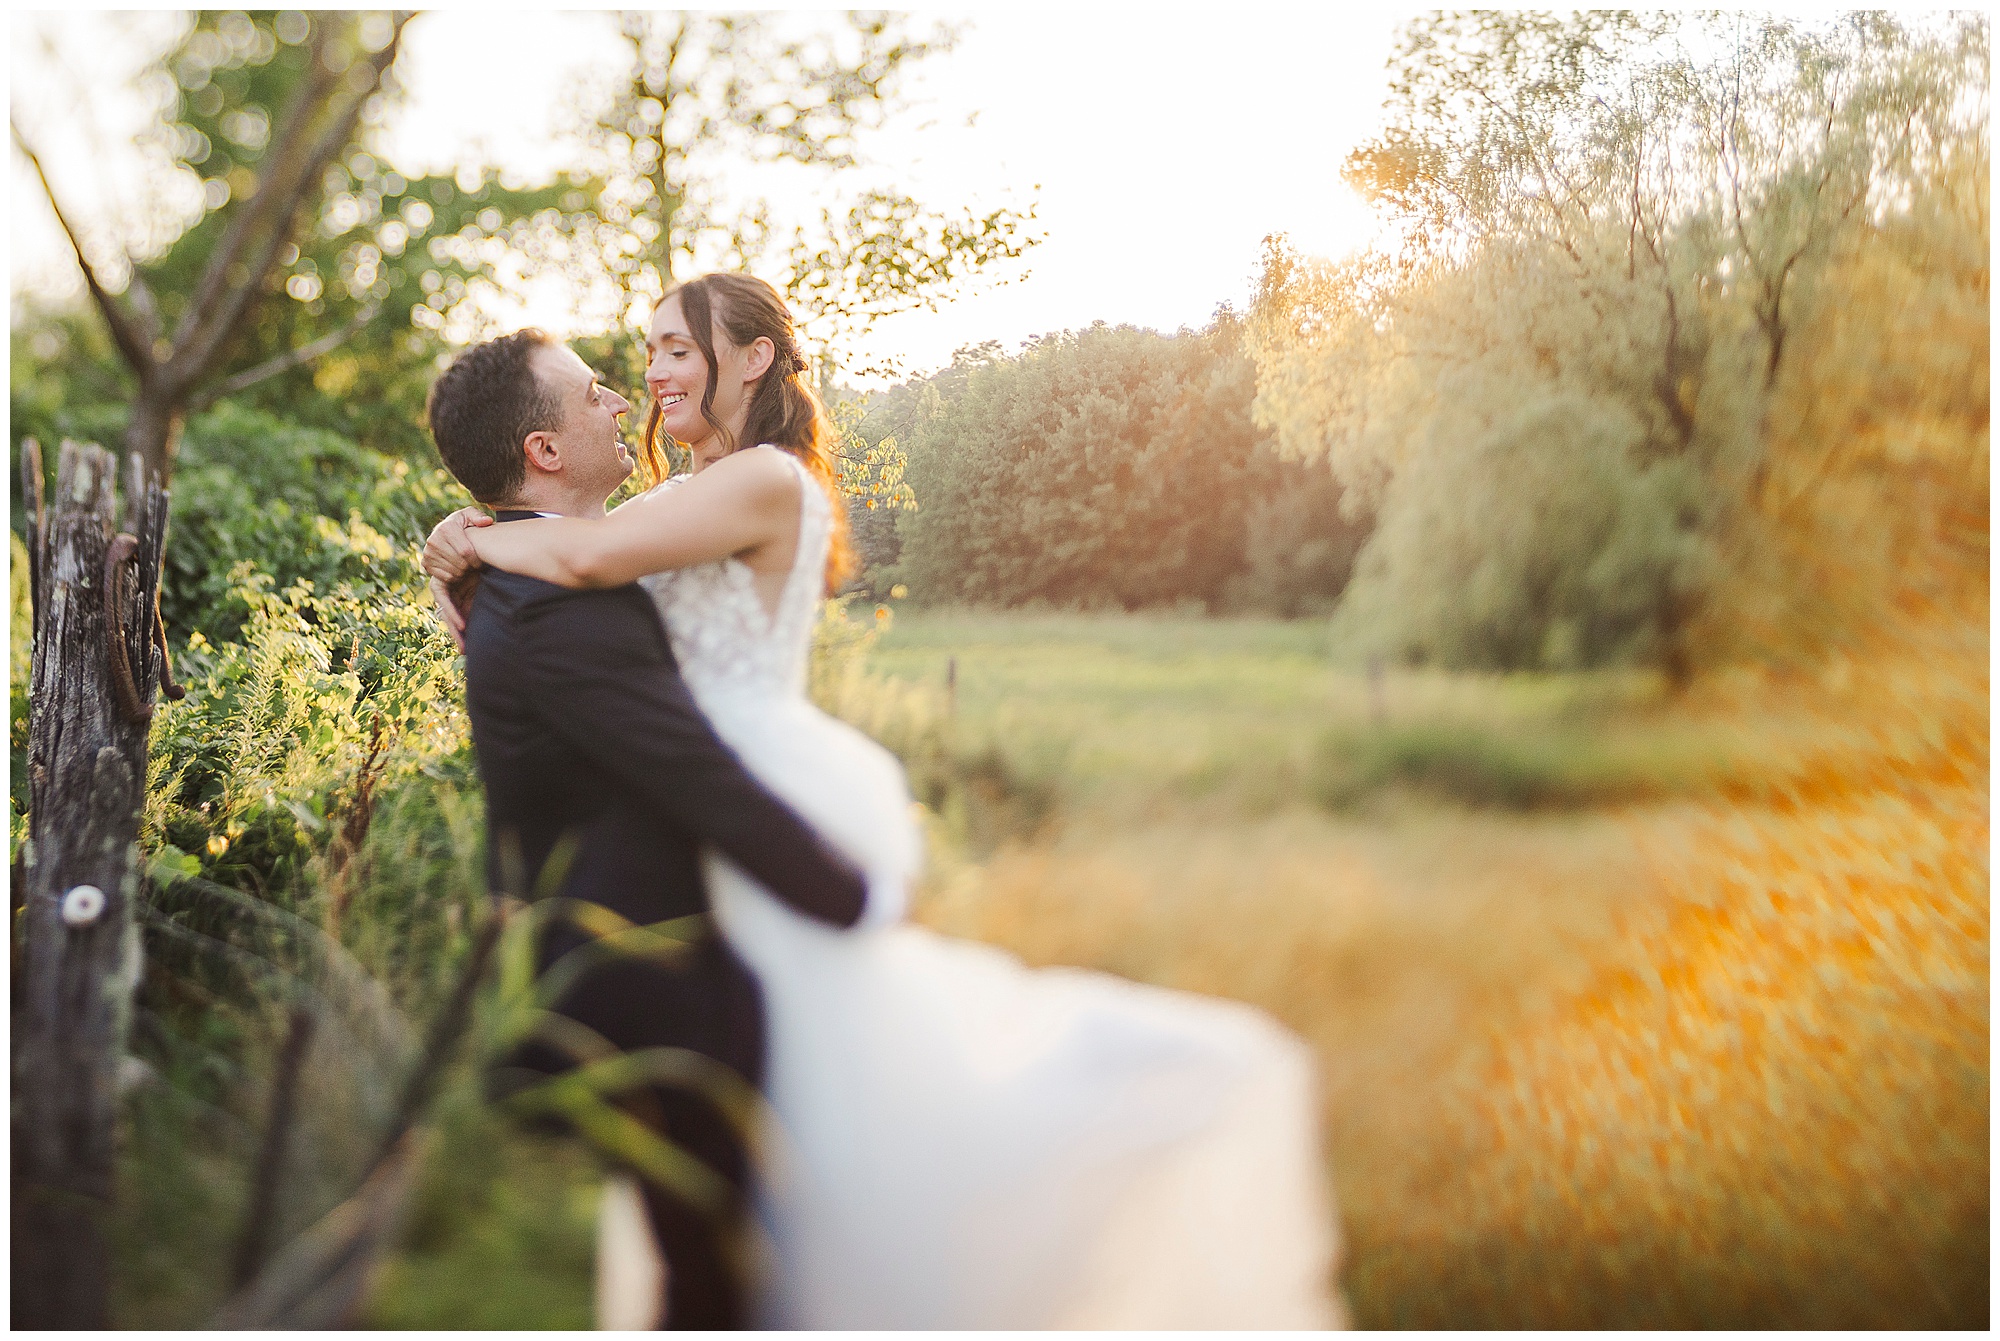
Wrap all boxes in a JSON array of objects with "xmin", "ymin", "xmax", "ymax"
[
  {"xmin": 831, "ymin": 604, "xmax": 1989, "ymax": 1328},
  {"xmin": 357, "ymin": 601, "xmax": 1986, "ymax": 1328}
]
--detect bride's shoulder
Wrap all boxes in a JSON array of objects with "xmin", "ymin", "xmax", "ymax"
[
  {"xmin": 617, "ymin": 475, "xmax": 690, "ymax": 511},
  {"xmin": 712, "ymin": 444, "xmax": 808, "ymax": 497},
  {"xmin": 732, "ymin": 442, "xmax": 800, "ymax": 471}
]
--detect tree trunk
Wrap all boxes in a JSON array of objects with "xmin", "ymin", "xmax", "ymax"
[
  {"xmin": 122, "ymin": 388, "xmax": 186, "ymax": 485},
  {"xmin": 12, "ymin": 440, "xmax": 172, "ymax": 1329}
]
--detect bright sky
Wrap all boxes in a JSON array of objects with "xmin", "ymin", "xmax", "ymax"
[{"xmin": 11, "ymin": 7, "xmax": 1407, "ymax": 385}]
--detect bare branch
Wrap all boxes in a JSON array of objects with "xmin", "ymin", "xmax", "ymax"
[
  {"xmin": 173, "ymin": 16, "xmax": 411, "ymax": 392},
  {"xmin": 1468, "ymin": 83, "xmax": 1583, "ymax": 265},
  {"xmin": 186, "ymin": 301, "xmax": 382, "ymax": 413},
  {"xmin": 11, "ymin": 118, "xmax": 157, "ymax": 377},
  {"xmin": 171, "ymin": 21, "xmax": 345, "ymax": 351}
]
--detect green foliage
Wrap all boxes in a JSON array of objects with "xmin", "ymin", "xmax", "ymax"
[
  {"xmin": 364, "ymin": 1089, "xmax": 598, "ymax": 1330},
  {"xmin": 111, "ymin": 1052, "xmax": 260, "ymax": 1327},
  {"xmin": 13, "ymin": 12, "xmax": 596, "ymax": 469},
  {"xmin": 103, "ymin": 479, "xmax": 490, "ymax": 1326},
  {"xmin": 131, "ymin": 11, "xmax": 381, "ymax": 334},
  {"xmin": 10, "ymin": 314, "xmax": 132, "ymax": 451},
  {"xmin": 1332, "ymin": 395, "xmax": 1713, "ymax": 670},
  {"xmin": 95, "ymin": 420, "xmax": 923, "ymax": 1327},
  {"xmin": 892, "ymin": 319, "xmax": 1364, "ymax": 613},
  {"xmin": 829, "ymin": 394, "xmax": 916, "ymax": 513},
  {"xmin": 161, "ymin": 404, "xmax": 467, "ymax": 643},
  {"xmin": 143, "ymin": 11, "xmax": 583, "ymax": 444},
  {"xmin": 1228, "ymin": 453, "xmax": 1365, "ymax": 618},
  {"xmin": 131, "ymin": 407, "xmax": 471, "ymax": 923},
  {"xmin": 145, "ymin": 565, "xmax": 465, "ymax": 905},
  {"xmin": 806, "ymin": 593, "xmax": 881, "ymax": 708}
]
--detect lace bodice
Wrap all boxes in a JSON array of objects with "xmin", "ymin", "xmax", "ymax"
[{"xmin": 639, "ymin": 446, "xmax": 831, "ymax": 707}]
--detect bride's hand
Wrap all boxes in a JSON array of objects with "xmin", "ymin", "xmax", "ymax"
[
  {"xmin": 429, "ymin": 573, "xmax": 474, "ymax": 650},
  {"xmin": 423, "ymin": 508, "xmax": 492, "ymax": 650},
  {"xmin": 423, "ymin": 507, "xmax": 493, "ymax": 584}
]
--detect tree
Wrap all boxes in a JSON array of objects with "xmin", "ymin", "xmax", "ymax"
[
  {"xmin": 11, "ymin": 12, "xmax": 603, "ymax": 466},
  {"xmin": 1342, "ymin": 12, "xmax": 1979, "ymax": 440},
  {"xmin": 16, "ymin": 13, "xmax": 406, "ymax": 479},
  {"xmin": 1250, "ymin": 12, "xmax": 1987, "ymax": 674},
  {"xmin": 559, "ymin": 12, "xmax": 1039, "ymax": 378}
]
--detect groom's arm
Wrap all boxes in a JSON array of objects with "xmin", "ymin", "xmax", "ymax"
[{"xmin": 516, "ymin": 585, "xmax": 868, "ymax": 929}]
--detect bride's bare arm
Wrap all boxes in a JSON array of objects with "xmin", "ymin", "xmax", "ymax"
[{"xmin": 465, "ymin": 446, "xmax": 801, "ymax": 589}]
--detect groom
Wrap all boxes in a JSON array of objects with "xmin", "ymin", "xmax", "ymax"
[{"xmin": 425, "ymin": 329, "xmax": 872, "ymax": 1328}]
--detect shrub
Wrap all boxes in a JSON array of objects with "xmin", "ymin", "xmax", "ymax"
[
  {"xmin": 162, "ymin": 403, "xmax": 468, "ymax": 644},
  {"xmin": 1332, "ymin": 396, "xmax": 1714, "ymax": 670},
  {"xmin": 146, "ymin": 569, "xmax": 466, "ymax": 907}
]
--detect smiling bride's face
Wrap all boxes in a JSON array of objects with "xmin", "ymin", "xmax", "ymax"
[{"xmin": 644, "ymin": 293, "xmax": 770, "ymax": 470}]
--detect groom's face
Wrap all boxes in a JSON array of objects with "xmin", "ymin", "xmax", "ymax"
[{"xmin": 529, "ymin": 343, "xmax": 635, "ymax": 501}]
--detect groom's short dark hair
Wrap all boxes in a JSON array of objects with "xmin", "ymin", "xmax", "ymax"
[{"xmin": 426, "ymin": 328, "xmax": 563, "ymax": 504}]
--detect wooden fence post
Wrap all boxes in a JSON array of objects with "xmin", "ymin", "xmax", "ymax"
[{"xmin": 13, "ymin": 439, "xmax": 174, "ymax": 1329}]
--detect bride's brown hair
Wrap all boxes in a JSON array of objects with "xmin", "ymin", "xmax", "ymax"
[{"xmin": 637, "ymin": 273, "xmax": 855, "ymax": 592}]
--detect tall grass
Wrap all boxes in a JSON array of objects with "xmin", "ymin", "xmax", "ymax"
[
  {"xmin": 28, "ymin": 567, "xmax": 1981, "ymax": 1327},
  {"xmin": 841, "ymin": 603, "xmax": 1988, "ymax": 1328}
]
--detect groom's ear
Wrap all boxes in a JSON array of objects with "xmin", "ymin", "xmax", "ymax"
[{"xmin": 521, "ymin": 427, "xmax": 562, "ymax": 476}]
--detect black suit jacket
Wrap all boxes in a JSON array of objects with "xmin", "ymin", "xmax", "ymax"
[{"xmin": 462, "ymin": 544, "xmax": 866, "ymax": 1098}]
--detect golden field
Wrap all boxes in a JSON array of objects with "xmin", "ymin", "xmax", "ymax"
[{"xmin": 836, "ymin": 600, "xmax": 1989, "ymax": 1328}]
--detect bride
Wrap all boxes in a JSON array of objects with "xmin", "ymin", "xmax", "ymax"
[{"xmin": 423, "ymin": 273, "xmax": 1345, "ymax": 1329}]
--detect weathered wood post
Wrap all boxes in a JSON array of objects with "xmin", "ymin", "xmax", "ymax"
[{"xmin": 13, "ymin": 438, "xmax": 177, "ymax": 1329}]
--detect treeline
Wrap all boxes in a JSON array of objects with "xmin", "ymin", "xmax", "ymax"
[
  {"xmin": 1250, "ymin": 12, "xmax": 1988, "ymax": 674},
  {"xmin": 859, "ymin": 14, "xmax": 1987, "ymax": 679},
  {"xmin": 851, "ymin": 318, "xmax": 1365, "ymax": 615}
]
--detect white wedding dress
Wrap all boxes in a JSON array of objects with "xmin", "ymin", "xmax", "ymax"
[{"xmin": 603, "ymin": 447, "xmax": 1344, "ymax": 1329}]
